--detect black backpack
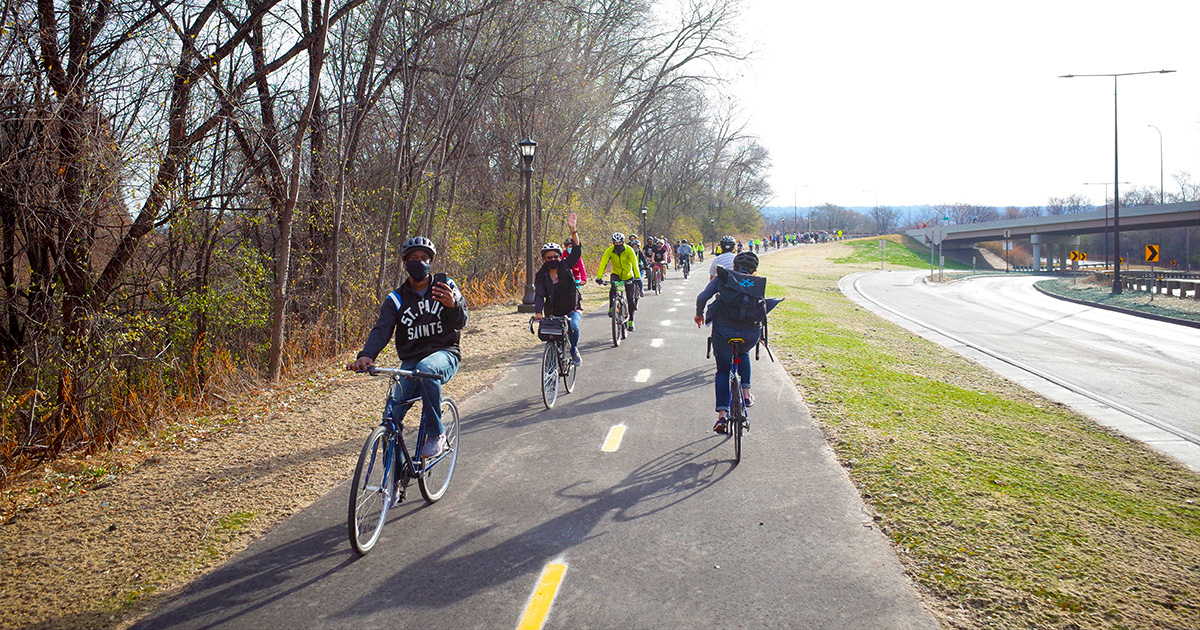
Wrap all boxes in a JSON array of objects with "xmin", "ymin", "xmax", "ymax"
[{"xmin": 713, "ymin": 267, "xmax": 767, "ymax": 329}]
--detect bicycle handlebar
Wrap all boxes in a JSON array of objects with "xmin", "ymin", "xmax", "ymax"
[{"xmin": 360, "ymin": 366, "xmax": 442, "ymax": 381}]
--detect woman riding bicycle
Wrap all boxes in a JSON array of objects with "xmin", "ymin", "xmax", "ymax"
[
  {"xmin": 347, "ymin": 236, "xmax": 468, "ymax": 458},
  {"xmin": 694, "ymin": 251, "xmax": 764, "ymax": 434},
  {"xmin": 534, "ymin": 212, "xmax": 583, "ymax": 365}
]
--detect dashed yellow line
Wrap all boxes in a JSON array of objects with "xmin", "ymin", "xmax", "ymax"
[
  {"xmin": 517, "ymin": 560, "xmax": 568, "ymax": 630},
  {"xmin": 601, "ymin": 424, "xmax": 627, "ymax": 452}
]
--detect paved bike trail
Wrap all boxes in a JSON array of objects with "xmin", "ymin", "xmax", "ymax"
[{"xmin": 136, "ymin": 262, "xmax": 938, "ymax": 629}]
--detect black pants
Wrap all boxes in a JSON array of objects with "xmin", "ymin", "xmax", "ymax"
[{"xmin": 610, "ymin": 274, "xmax": 639, "ymax": 317}]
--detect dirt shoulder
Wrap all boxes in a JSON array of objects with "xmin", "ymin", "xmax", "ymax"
[{"xmin": 0, "ymin": 301, "xmax": 556, "ymax": 629}]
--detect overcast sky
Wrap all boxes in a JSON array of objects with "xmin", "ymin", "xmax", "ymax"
[{"xmin": 728, "ymin": 0, "xmax": 1200, "ymax": 209}]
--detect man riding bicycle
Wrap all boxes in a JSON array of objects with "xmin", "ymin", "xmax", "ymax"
[
  {"xmin": 347, "ymin": 236, "xmax": 469, "ymax": 458},
  {"xmin": 649, "ymin": 238, "xmax": 670, "ymax": 282},
  {"xmin": 675, "ymin": 239, "xmax": 693, "ymax": 276},
  {"xmin": 709, "ymin": 235, "xmax": 736, "ymax": 280},
  {"xmin": 596, "ymin": 232, "xmax": 641, "ymax": 331},
  {"xmin": 534, "ymin": 213, "xmax": 583, "ymax": 365}
]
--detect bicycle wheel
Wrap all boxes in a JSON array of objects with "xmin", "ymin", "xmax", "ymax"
[
  {"xmin": 348, "ymin": 425, "xmax": 391, "ymax": 555},
  {"xmin": 419, "ymin": 398, "xmax": 459, "ymax": 502},
  {"xmin": 610, "ymin": 303, "xmax": 621, "ymax": 347},
  {"xmin": 729, "ymin": 375, "xmax": 743, "ymax": 464},
  {"xmin": 619, "ymin": 299, "xmax": 629, "ymax": 339},
  {"xmin": 562, "ymin": 342, "xmax": 577, "ymax": 393},
  {"xmin": 541, "ymin": 342, "xmax": 559, "ymax": 409},
  {"xmin": 655, "ymin": 270, "xmax": 662, "ymax": 295}
]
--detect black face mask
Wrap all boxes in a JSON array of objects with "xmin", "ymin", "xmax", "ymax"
[
  {"xmin": 541, "ymin": 260, "xmax": 559, "ymax": 273},
  {"xmin": 406, "ymin": 259, "xmax": 431, "ymax": 282},
  {"xmin": 613, "ymin": 244, "xmax": 625, "ymax": 254}
]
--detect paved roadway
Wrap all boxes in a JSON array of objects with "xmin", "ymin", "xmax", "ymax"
[
  {"xmin": 137, "ymin": 262, "xmax": 937, "ymax": 630},
  {"xmin": 843, "ymin": 270, "xmax": 1200, "ymax": 470}
]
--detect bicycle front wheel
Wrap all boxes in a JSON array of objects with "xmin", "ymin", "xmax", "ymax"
[
  {"xmin": 729, "ymin": 376, "xmax": 744, "ymax": 464},
  {"xmin": 348, "ymin": 425, "xmax": 391, "ymax": 555},
  {"xmin": 419, "ymin": 398, "xmax": 459, "ymax": 502},
  {"xmin": 610, "ymin": 307, "xmax": 621, "ymax": 347},
  {"xmin": 541, "ymin": 342, "xmax": 559, "ymax": 409},
  {"xmin": 562, "ymin": 343, "xmax": 577, "ymax": 393}
]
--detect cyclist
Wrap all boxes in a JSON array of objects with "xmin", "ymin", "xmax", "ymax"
[
  {"xmin": 675, "ymin": 239, "xmax": 693, "ymax": 277},
  {"xmin": 649, "ymin": 238, "xmax": 670, "ymax": 282},
  {"xmin": 596, "ymin": 232, "xmax": 641, "ymax": 331},
  {"xmin": 534, "ymin": 212, "xmax": 583, "ymax": 364},
  {"xmin": 347, "ymin": 236, "xmax": 468, "ymax": 458},
  {"xmin": 709, "ymin": 235, "xmax": 736, "ymax": 280},
  {"xmin": 694, "ymin": 240, "xmax": 704, "ymax": 262},
  {"xmin": 565, "ymin": 233, "xmax": 587, "ymax": 286},
  {"xmin": 694, "ymin": 251, "xmax": 764, "ymax": 434},
  {"xmin": 628, "ymin": 234, "xmax": 647, "ymax": 295}
]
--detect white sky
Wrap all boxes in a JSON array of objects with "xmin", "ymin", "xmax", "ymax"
[{"xmin": 729, "ymin": 0, "xmax": 1200, "ymax": 209}]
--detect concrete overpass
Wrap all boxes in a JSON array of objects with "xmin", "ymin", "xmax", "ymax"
[{"xmin": 906, "ymin": 201, "xmax": 1199, "ymax": 270}]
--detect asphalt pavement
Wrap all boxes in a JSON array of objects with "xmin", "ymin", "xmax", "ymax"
[{"xmin": 137, "ymin": 257, "xmax": 938, "ymax": 630}]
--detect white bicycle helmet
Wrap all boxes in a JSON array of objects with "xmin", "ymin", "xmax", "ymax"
[
  {"xmin": 611, "ymin": 232, "xmax": 626, "ymax": 243},
  {"xmin": 541, "ymin": 242, "xmax": 563, "ymax": 255}
]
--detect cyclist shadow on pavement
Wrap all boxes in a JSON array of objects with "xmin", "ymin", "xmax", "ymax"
[
  {"xmin": 128, "ymin": 521, "xmax": 356, "ymax": 629},
  {"xmin": 333, "ymin": 435, "xmax": 734, "ymax": 618},
  {"xmin": 461, "ymin": 363, "xmax": 710, "ymax": 436}
]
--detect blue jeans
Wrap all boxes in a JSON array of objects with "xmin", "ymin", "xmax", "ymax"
[
  {"xmin": 391, "ymin": 350, "xmax": 459, "ymax": 437},
  {"xmin": 712, "ymin": 325, "xmax": 760, "ymax": 412},
  {"xmin": 566, "ymin": 311, "xmax": 581, "ymax": 353}
]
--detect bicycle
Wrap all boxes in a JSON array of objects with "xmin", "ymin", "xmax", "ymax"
[
  {"xmin": 598, "ymin": 278, "xmax": 630, "ymax": 347},
  {"xmin": 680, "ymin": 255, "xmax": 691, "ymax": 279},
  {"xmin": 529, "ymin": 315, "xmax": 578, "ymax": 409},
  {"xmin": 650, "ymin": 262, "xmax": 664, "ymax": 295},
  {"xmin": 706, "ymin": 336, "xmax": 756, "ymax": 464},
  {"xmin": 348, "ymin": 366, "xmax": 460, "ymax": 555}
]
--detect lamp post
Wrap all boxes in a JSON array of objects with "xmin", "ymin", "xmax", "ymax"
[
  {"xmin": 641, "ymin": 206, "xmax": 648, "ymax": 240},
  {"xmin": 1148, "ymin": 125, "xmax": 1164, "ymax": 205},
  {"xmin": 1083, "ymin": 181, "xmax": 1130, "ymax": 269},
  {"xmin": 1060, "ymin": 69, "xmax": 1175, "ymax": 293},
  {"xmin": 517, "ymin": 138, "xmax": 537, "ymax": 313},
  {"xmin": 709, "ymin": 217, "xmax": 715, "ymax": 253}
]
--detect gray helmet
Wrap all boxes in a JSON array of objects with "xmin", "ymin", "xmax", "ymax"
[
  {"xmin": 401, "ymin": 236, "xmax": 437, "ymax": 259},
  {"xmin": 719, "ymin": 235, "xmax": 736, "ymax": 252}
]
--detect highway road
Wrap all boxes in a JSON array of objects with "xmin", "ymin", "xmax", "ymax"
[
  {"xmin": 138, "ymin": 266, "xmax": 937, "ymax": 629},
  {"xmin": 843, "ymin": 270, "xmax": 1200, "ymax": 470}
]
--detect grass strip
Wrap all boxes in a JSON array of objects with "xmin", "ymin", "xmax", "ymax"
[{"xmin": 761, "ymin": 242, "xmax": 1199, "ymax": 630}]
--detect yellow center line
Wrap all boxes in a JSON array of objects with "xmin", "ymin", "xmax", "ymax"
[
  {"xmin": 517, "ymin": 560, "xmax": 568, "ymax": 630},
  {"xmin": 601, "ymin": 424, "xmax": 627, "ymax": 452}
]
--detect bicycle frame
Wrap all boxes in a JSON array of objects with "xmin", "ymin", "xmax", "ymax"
[{"xmin": 371, "ymin": 370, "xmax": 452, "ymax": 494}]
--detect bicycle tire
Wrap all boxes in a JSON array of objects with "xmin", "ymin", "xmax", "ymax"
[
  {"xmin": 729, "ymin": 374, "xmax": 743, "ymax": 464},
  {"xmin": 611, "ymin": 300, "xmax": 621, "ymax": 347},
  {"xmin": 541, "ymin": 342, "xmax": 559, "ymax": 409},
  {"xmin": 562, "ymin": 342, "xmax": 577, "ymax": 393},
  {"xmin": 655, "ymin": 270, "xmax": 662, "ymax": 295},
  {"xmin": 348, "ymin": 425, "xmax": 391, "ymax": 555},
  {"xmin": 419, "ymin": 398, "xmax": 459, "ymax": 502}
]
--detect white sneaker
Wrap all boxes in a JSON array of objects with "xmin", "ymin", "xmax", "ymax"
[{"xmin": 420, "ymin": 433, "xmax": 447, "ymax": 459}]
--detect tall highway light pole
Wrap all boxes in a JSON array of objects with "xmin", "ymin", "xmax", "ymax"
[
  {"xmin": 1148, "ymin": 124, "xmax": 1164, "ymax": 204},
  {"xmin": 517, "ymin": 138, "xmax": 537, "ymax": 313},
  {"xmin": 1060, "ymin": 69, "xmax": 1175, "ymax": 294}
]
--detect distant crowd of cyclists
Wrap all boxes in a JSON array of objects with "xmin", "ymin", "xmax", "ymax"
[{"xmin": 348, "ymin": 217, "xmax": 834, "ymax": 455}]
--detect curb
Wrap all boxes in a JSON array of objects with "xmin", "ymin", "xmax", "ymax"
[{"xmin": 1032, "ymin": 282, "xmax": 1200, "ymax": 329}]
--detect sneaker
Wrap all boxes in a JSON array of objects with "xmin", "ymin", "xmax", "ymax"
[
  {"xmin": 743, "ymin": 392, "xmax": 756, "ymax": 408},
  {"xmin": 627, "ymin": 320, "xmax": 635, "ymax": 331},
  {"xmin": 420, "ymin": 433, "xmax": 447, "ymax": 459},
  {"xmin": 571, "ymin": 348, "xmax": 582, "ymax": 365},
  {"xmin": 712, "ymin": 418, "xmax": 728, "ymax": 434}
]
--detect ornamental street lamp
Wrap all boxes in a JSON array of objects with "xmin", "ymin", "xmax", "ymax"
[
  {"xmin": 1060, "ymin": 69, "xmax": 1175, "ymax": 293},
  {"xmin": 517, "ymin": 138, "xmax": 537, "ymax": 312},
  {"xmin": 641, "ymin": 206, "xmax": 648, "ymax": 240}
]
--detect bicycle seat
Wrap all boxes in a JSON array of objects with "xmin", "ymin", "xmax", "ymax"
[{"xmin": 727, "ymin": 337, "xmax": 745, "ymax": 344}]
